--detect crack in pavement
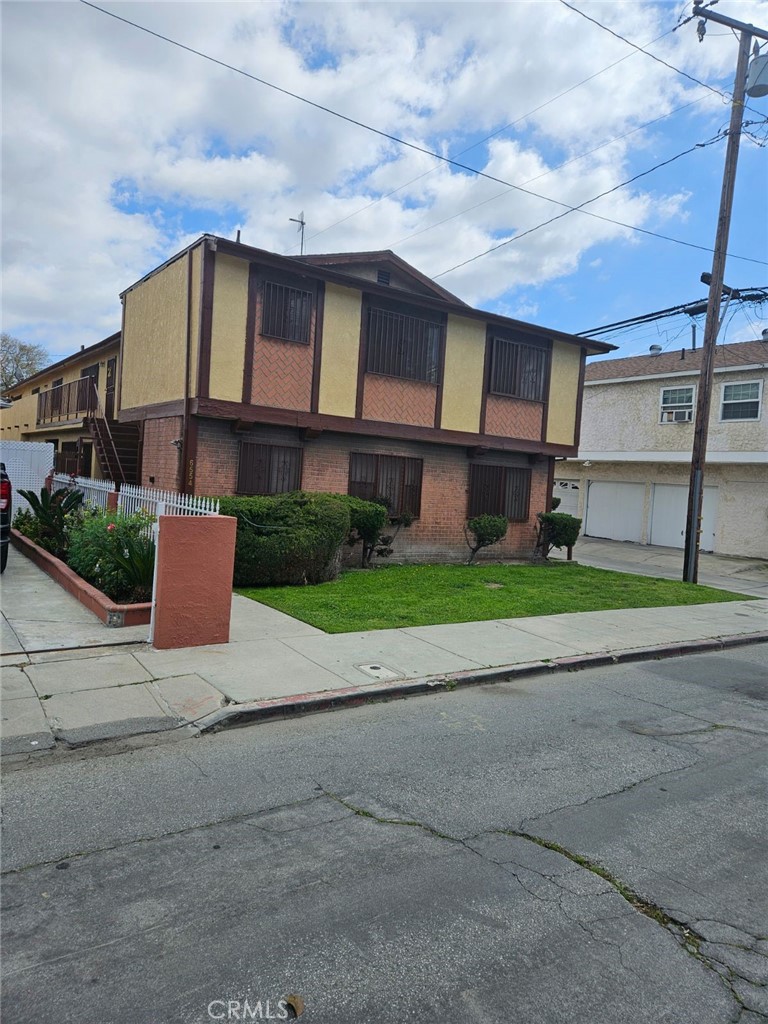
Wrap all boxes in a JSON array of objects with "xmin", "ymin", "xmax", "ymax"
[{"xmin": 317, "ymin": 785, "xmax": 767, "ymax": 1021}]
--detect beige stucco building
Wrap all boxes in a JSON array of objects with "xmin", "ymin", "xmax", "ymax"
[{"xmin": 555, "ymin": 341, "xmax": 768, "ymax": 558}]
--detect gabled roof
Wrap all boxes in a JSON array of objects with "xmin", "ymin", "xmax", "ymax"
[
  {"xmin": 585, "ymin": 340, "xmax": 768, "ymax": 382},
  {"xmin": 295, "ymin": 250, "xmax": 468, "ymax": 305}
]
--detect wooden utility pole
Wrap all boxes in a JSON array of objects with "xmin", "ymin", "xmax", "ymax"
[{"xmin": 682, "ymin": 5, "xmax": 764, "ymax": 583}]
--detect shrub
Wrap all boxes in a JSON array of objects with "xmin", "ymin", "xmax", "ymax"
[
  {"xmin": 536, "ymin": 512, "xmax": 582, "ymax": 559},
  {"xmin": 13, "ymin": 507, "xmax": 43, "ymax": 546},
  {"xmin": 15, "ymin": 486, "xmax": 84, "ymax": 558},
  {"xmin": 336, "ymin": 495, "xmax": 415, "ymax": 567},
  {"xmin": 464, "ymin": 514, "xmax": 508, "ymax": 564},
  {"xmin": 218, "ymin": 492, "xmax": 351, "ymax": 587},
  {"xmin": 68, "ymin": 509, "xmax": 156, "ymax": 603}
]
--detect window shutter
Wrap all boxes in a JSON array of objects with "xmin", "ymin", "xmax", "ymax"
[{"xmin": 469, "ymin": 464, "xmax": 505, "ymax": 517}]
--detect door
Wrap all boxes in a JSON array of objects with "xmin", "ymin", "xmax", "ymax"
[
  {"xmin": 584, "ymin": 481, "xmax": 645, "ymax": 542},
  {"xmin": 105, "ymin": 357, "xmax": 116, "ymax": 420},
  {"xmin": 79, "ymin": 364, "xmax": 100, "ymax": 414},
  {"xmin": 649, "ymin": 484, "xmax": 717, "ymax": 551}
]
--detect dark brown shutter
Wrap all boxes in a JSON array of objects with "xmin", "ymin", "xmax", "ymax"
[{"xmin": 468, "ymin": 464, "xmax": 505, "ymax": 517}]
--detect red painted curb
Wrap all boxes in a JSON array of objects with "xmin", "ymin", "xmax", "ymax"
[{"xmin": 10, "ymin": 529, "xmax": 151, "ymax": 627}]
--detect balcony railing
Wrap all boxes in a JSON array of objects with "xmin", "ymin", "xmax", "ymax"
[{"xmin": 37, "ymin": 378, "xmax": 97, "ymax": 425}]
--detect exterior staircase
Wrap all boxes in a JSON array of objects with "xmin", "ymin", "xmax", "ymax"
[{"xmin": 87, "ymin": 417, "xmax": 141, "ymax": 485}]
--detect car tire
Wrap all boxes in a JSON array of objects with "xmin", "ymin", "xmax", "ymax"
[{"xmin": 0, "ymin": 544, "xmax": 8, "ymax": 574}]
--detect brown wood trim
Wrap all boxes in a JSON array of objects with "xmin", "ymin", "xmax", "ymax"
[
  {"xmin": 242, "ymin": 263, "xmax": 259, "ymax": 404},
  {"xmin": 183, "ymin": 415, "xmax": 199, "ymax": 495},
  {"xmin": 310, "ymin": 280, "xmax": 325, "ymax": 414},
  {"xmin": 197, "ymin": 240, "xmax": 215, "ymax": 399},
  {"xmin": 191, "ymin": 396, "xmax": 576, "ymax": 457},
  {"xmin": 136, "ymin": 419, "xmax": 145, "ymax": 485},
  {"xmin": 119, "ymin": 399, "xmax": 185, "ymax": 422},
  {"xmin": 355, "ymin": 296, "xmax": 369, "ymax": 419},
  {"xmin": 574, "ymin": 346, "xmax": 587, "ymax": 447},
  {"xmin": 181, "ymin": 249, "xmax": 193, "ymax": 499},
  {"xmin": 479, "ymin": 328, "xmax": 493, "ymax": 435},
  {"xmin": 212, "ymin": 236, "xmax": 614, "ymax": 356},
  {"xmin": 545, "ymin": 456, "xmax": 556, "ymax": 513},
  {"xmin": 433, "ymin": 313, "xmax": 448, "ymax": 429},
  {"xmin": 540, "ymin": 339, "xmax": 554, "ymax": 442},
  {"xmin": 117, "ymin": 300, "xmax": 126, "ymax": 420}
]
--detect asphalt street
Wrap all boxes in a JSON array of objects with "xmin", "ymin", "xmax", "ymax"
[{"xmin": 2, "ymin": 644, "xmax": 767, "ymax": 1024}]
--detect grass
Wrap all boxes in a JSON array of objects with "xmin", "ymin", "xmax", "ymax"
[{"xmin": 237, "ymin": 561, "xmax": 749, "ymax": 634}]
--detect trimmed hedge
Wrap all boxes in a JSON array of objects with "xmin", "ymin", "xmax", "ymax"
[{"xmin": 218, "ymin": 492, "xmax": 352, "ymax": 587}]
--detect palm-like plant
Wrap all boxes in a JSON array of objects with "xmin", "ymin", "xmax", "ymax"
[{"xmin": 16, "ymin": 486, "xmax": 84, "ymax": 558}]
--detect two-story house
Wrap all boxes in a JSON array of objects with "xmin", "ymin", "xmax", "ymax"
[
  {"xmin": 117, "ymin": 234, "xmax": 611, "ymax": 560},
  {"xmin": 0, "ymin": 332, "xmax": 140, "ymax": 481},
  {"xmin": 554, "ymin": 340, "xmax": 768, "ymax": 558}
]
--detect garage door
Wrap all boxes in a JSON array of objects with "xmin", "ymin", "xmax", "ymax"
[
  {"xmin": 553, "ymin": 479, "xmax": 580, "ymax": 518},
  {"xmin": 584, "ymin": 481, "xmax": 645, "ymax": 543},
  {"xmin": 649, "ymin": 484, "xmax": 717, "ymax": 551}
]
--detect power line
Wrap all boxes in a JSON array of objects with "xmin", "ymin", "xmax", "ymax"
[
  {"xmin": 558, "ymin": 0, "xmax": 760, "ymax": 114},
  {"xmin": 80, "ymin": 0, "xmax": 766, "ymax": 271}
]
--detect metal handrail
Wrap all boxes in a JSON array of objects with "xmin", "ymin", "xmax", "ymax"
[{"xmin": 88, "ymin": 380, "xmax": 127, "ymax": 485}]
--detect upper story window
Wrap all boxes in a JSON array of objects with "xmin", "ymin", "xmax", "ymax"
[
  {"xmin": 348, "ymin": 452, "xmax": 423, "ymax": 518},
  {"xmin": 366, "ymin": 304, "xmax": 442, "ymax": 384},
  {"xmin": 660, "ymin": 386, "xmax": 694, "ymax": 423},
  {"xmin": 237, "ymin": 441, "xmax": 302, "ymax": 496},
  {"xmin": 261, "ymin": 280, "xmax": 313, "ymax": 344},
  {"xmin": 721, "ymin": 381, "xmax": 762, "ymax": 421},
  {"xmin": 468, "ymin": 464, "xmax": 531, "ymax": 522},
  {"xmin": 489, "ymin": 334, "xmax": 549, "ymax": 402}
]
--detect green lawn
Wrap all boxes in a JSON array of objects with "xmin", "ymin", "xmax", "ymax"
[{"xmin": 237, "ymin": 562, "xmax": 748, "ymax": 634}]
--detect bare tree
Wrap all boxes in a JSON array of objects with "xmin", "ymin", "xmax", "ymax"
[{"xmin": 1, "ymin": 333, "xmax": 50, "ymax": 392}]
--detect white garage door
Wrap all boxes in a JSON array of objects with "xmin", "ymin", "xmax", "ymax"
[
  {"xmin": 553, "ymin": 479, "xmax": 580, "ymax": 518},
  {"xmin": 584, "ymin": 481, "xmax": 645, "ymax": 543},
  {"xmin": 649, "ymin": 484, "xmax": 717, "ymax": 551}
]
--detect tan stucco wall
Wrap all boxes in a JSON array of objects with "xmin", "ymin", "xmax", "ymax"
[
  {"xmin": 209, "ymin": 253, "xmax": 249, "ymax": 402},
  {"xmin": 441, "ymin": 314, "xmax": 484, "ymax": 433},
  {"xmin": 546, "ymin": 341, "xmax": 581, "ymax": 446},
  {"xmin": 121, "ymin": 256, "xmax": 188, "ymax": 409},
  {"xmin": 317, "ymin": 283, "xmax": 361, "ymax": 418},
  {"xmin": 580, "ymin": 368, "xmax": 768, "ymax": 455}
]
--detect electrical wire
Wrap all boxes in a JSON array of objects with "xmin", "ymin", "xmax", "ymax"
[
  {"xmin": 558, "ymin": 0, "xmax": 762, "ymax": 116},
  {"xmin": 80, "ymin": 0, "xmax": 767, "ymax": 271}
]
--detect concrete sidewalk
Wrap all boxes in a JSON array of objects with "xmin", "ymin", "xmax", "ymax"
[{"xmin": 2, "ymin": 544, "xmax": 767, "ymax": 756}]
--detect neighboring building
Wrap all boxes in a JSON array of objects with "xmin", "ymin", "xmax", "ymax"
[
  {"xmin": 555, "ymin": 340, "xmax": 768, "ymax": 558},
  {"xmin": 117, "ymin": 234, "xmax": 610, "ymax": 560},
  {"xmin": 0, "ymin": 332, "xmax": 139, "ymax": 481}
]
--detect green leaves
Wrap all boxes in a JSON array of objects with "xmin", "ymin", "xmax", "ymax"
[{"xmin": 16, "ymin": 486, "xmax": 84, "ymax": 557}]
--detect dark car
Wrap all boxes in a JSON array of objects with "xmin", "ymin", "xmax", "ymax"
[{"xmin": 0, "ymin": 462, "xmax": 11, "ymax": 573}]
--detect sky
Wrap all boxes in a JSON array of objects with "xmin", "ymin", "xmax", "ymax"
[{"xmin": 2, "ymin": 0, "xmax": 767, "ymax": 364}]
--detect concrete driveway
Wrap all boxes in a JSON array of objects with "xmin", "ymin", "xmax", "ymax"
[{"xmin": 553, "ymin": 536, "xmax": 768, "ymax": 598}]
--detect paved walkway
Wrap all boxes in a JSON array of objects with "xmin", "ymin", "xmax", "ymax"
[{"xmin": 2, "ymin": 543, "xmax": 766, "ymax": 756}]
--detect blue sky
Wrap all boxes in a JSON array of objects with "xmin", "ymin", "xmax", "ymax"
[{"xmin": 2, "ymin": 0, "xmax": 767, "ymax": 362}]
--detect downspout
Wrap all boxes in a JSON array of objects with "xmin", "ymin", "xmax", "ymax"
[{"xmin": 180, "ymin": 249, "xmax": 193, "ymax": 493}]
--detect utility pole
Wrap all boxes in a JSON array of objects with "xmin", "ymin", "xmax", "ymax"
[{"xmin": 682, "ymin": 3, "xmax": 768, "ymax": 584}]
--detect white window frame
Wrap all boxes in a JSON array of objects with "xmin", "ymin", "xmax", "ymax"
[
  {"xmin": 659, "ymin": 385, "xmax": 695, "ymax": 423},
  {"xmin": 720, "ymin": 380, "xmax": 763, "ymax": 422}
]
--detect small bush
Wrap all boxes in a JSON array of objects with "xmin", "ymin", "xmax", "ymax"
[
  {"xmin": 218, "ymin": 491, "xmax": 351, "ymax": 587},
  {"xmin": 337, "ymin": 495, "xmax": 410, "ymax": 567},
  {"xmin": 536, "ymin": 512, "xmax": 582, "ymax": 559},
  {"xmin": 15, "ymin": 486, "xmax": 84, "ymax": 558},
  {"xmin": 13, "ymin": 507, "xmax": 43, "ymax": 546},
  {"xmin": 464, "ymin": 514, "xmax": 508, "ymax": 564},
  {"xmin": 67, "ymin": 509, "xmax": 156, "ymax": 603}
]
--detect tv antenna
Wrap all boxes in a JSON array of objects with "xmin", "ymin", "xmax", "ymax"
[{"xmin": 289, "ymin": 211, "xmax": 306, "ymax": 255}]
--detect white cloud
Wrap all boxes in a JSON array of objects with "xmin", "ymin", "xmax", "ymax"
[{"xmin": 2, "ymin": 0, "xmax": 765, "ymax": 356}]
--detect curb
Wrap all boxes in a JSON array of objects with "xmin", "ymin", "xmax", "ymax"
[{"xmin": 193, "ymin": 630, "xmax": 768, "ymax": 735}]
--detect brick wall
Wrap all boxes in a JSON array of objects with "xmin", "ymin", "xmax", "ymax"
[
  {"xmin": 192, "ymin": 418, "xmax": 549, "ymax": 561},
  {"xmin": 249, "ymin": 283, "xmax": 315, "ymax": 410},
  {"xmin": 141, "ymin": 416, "xmax": 182, "ymax": 490},
  {"xmin": 485, "ymin": 395, "xmax": 543, "ymax": 440},
  {"xmin": 362, "ymin": 374, "xmax": 437, "ymax": 427}
]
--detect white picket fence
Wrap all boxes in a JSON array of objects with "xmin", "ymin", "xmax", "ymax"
[
  {"xmin": 117, "ymin": 483, "xmax": 219, "ymax": 519},
  {"xmin": 53, "ymin": 473, "xmax": 116, "ymax": 511}
]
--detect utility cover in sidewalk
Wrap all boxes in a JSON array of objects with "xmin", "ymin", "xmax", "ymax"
[{"xmin": 357, "ymin": 663, "xmax": 401, "ymax": 681}]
